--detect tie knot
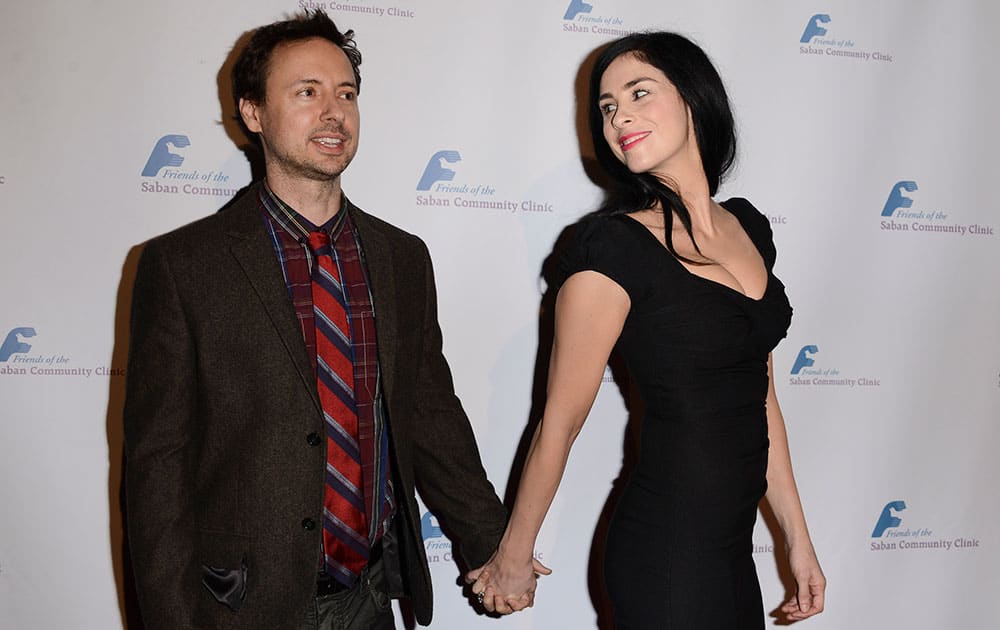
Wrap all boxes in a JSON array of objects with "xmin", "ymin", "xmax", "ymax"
[{"xmin": 307, "ymin": 231, "xmax": 331, "ymax": 254}]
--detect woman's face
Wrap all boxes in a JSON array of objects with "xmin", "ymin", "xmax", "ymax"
[{"xmin": 597, "ymin": 54, "xmax": 693, "ymax": 178}]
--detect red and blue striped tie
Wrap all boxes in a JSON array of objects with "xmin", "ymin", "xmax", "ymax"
[{"xmin": 307, "ymin": 230, "xmax": 369, "ymax": 587}]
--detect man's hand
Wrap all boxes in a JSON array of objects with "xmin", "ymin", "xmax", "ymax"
[{"xmin": 466, "ymin": 551, "xmax": 551, "ymax": 615}]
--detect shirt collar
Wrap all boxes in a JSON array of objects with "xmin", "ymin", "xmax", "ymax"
[{"xmin": 259, "ymin": 180, "xmax": 349, "ymax": 242}]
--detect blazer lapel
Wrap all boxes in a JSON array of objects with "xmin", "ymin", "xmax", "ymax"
[
  {"xmin": 223, "ymin": 188, "xmax": 321, "ymax": 413},
  {"xmin": 349, "ymin": 203, "xmax": 399, "ymax": 401}
]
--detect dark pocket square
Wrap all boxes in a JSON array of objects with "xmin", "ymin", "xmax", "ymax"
[{"xmin": 201, "ymin": 557, "xmax": 247, "ymax": 612}]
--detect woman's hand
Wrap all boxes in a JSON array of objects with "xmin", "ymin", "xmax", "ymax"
[
  {"xmin": 466, "ymin": 549, "xmax": 552, "ymax": 615},
  {"xmin": 779, "ymin": 542, "xmax": 826, "ymax": 621}
]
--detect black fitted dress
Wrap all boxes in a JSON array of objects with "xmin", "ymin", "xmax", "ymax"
[{"xmin": 560, "ymin": 199, "xmax": 793, "ymax": 629}]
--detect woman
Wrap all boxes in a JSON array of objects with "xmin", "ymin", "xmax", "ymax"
[{"xmin": 468, "ymin": 32, "xmax": 826, "ymax": 628}]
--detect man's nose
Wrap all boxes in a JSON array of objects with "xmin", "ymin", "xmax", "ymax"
[{"xmin": 321, "ymin": 95, "xmax": 345, "ymax": 123}]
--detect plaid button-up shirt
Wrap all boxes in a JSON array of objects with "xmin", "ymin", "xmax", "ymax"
[{"xmin": 259, "ymin": 182, "xmax": 395, "ymax": 548}]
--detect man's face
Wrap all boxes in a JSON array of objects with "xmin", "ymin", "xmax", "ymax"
[{"xmin": 240, "ymin": 37, "xmax": 360, "ymax": 185}]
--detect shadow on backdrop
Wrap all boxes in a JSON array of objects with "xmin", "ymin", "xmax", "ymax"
[
  {"xmin": 217, "ymin": 29, "xmax": 266, "ymax": 186},
  {"xmin": 107, "ymin": 243, "xmax": 145, "ymax": 630}
]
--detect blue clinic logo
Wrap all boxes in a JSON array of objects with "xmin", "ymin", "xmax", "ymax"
[
  {"xmin": 141, "ymin": 134, "xmax": 191, "ymax": 177},
  {"xmin": 881, "ymin": 181, "xmax": 919, "ymax": 217},
  {"xmin": 800, "ymin": 14, "xmax": 831, "ymax": 43},
  {"xmin": 872, "ymin": 500, "xmax": 906, "ymax": 537},
  {"xmin": 0, "ymin": 327, "xmax": 36, "ymax": 362},
  {"xmin": 560, "ymin": 0, "xmax": 626, "ymax": 35},
  {"xmin": 421, "ymin": 512, "xmax": 443, "ymax": 540},
  {"xmin": 563, "ymin": 0, "xmax": 594, "ymax": 20},
  {"xmin": 416, "ymin": 150, "xmax": 461, "ymax": 191},
  {"xmin": 791, "ymin": 345, "xmax": 819, "ymax": 375}
]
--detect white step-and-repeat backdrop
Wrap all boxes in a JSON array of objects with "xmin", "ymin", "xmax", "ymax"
[{"xmin": 2, "ymin": 1, "xmax": 998, "ymax": 628}]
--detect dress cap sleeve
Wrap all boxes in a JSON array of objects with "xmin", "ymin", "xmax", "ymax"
[
  {"xmin": 721, "ymin": 198, "xmax": 777, "ymax": 269},
  {"xmin": 557, "ymin": 215, "xmax": 639, "ymax": 299}
]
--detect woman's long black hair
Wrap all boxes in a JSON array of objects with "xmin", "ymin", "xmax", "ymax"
[{"xmin": 588, "ymin": 32, "xmax": 736, "ymax": 262}]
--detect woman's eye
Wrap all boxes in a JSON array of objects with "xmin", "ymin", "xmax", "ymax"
[
  {"xmin": 601, "ymin": 103, "xmax": 617, "ymax": 114},
  {"xmin": 633, "ymin": 88, "xmax": 649, "ymax": 99}
]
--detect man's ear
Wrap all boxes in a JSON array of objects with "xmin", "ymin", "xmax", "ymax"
[{"xmin": 239, "ymin": 98, "xmax": 263, "ymax": 134}]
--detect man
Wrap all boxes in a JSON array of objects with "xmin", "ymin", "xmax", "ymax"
[{"xmin": 124, "ymin": 11, "xmax": 523, "ymax": 628}]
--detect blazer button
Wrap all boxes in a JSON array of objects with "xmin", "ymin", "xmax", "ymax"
[
  {"xmin": 301, "ymin": 518, "xmax": 316, "ymax": 531},
  {"xmin": 306, "ymin": 432, "xmax": 322, "ymax": 446}
]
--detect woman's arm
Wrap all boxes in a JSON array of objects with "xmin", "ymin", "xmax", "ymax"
[
  {"xmin": 468, "ymin": 270, "xmax": 630, "ymax": 614},
  {"xmin": 763, "ymin": 354, "xmax": 826, "ymax": 621}
]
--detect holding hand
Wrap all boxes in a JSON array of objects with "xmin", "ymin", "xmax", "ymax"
[{"xmin": 466, "ymin": 549, "xmax": 551, "ymax": 615}]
